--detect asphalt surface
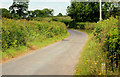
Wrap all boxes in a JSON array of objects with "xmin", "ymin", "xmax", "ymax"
[{"xmin": 2, "ymin": 29, "xmax": 88, "ymax": 75}]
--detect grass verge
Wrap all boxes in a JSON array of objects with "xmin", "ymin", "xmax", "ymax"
[
  {"xmin": 75, "ymin": 31, "xmax": 106, "ymax": 75},
  {"xmin": 2, "ymin": 33, "xmax": 69, "ymax": 63}
]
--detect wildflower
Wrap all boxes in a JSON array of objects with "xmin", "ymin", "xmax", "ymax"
[
  {"xmin": 95, "ymin": 62, "xmax": 97, "ymax": 65},
  {"xmin": 86, "ymin": 60, "xmax": 88, "ymax": 62},
  {"xmin": 98, "ymin": 73, "xmax": 101, "ymax": 75}
]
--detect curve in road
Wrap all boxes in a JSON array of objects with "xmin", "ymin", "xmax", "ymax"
[{"xmin": 2, "ymin": 29, "xmax": 88, "ymax": 75}]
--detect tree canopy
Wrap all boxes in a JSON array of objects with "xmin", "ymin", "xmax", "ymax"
[
  {"xmin": 30, "ymin": 8, "xmax": 54, "ymax": 17},
  {"xmin": 67, "ymin": 1, "xmax": 120, "ymax": 22},
  {"xmin": 2, "ymin": 0, "xmax": 54, "ymax": 19},
  {"xmin": 1, "ymin": 8, "xmax": 12, "ymax": 18},
  {"xmin": 9, "ymin": 0, "xmax": 29, "ymax": 18},
  {"xmin": 57, "ymin": 13, "xmax": 63, "ymax": 16}
]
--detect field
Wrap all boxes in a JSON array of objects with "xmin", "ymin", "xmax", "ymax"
[
  {"xmin": 2, "ymin": 17, "xmax": 69, "ymax": 62},
  {"xmin": 74, "ymin": 16, "xmax": 120, "ymax": 75},
  {"xmin": 29, "ymin": 16, "xmax": 73, "ymax": 27}
]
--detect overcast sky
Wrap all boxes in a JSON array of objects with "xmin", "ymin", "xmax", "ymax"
[
  {"xmin": 1, "ymin": 0, "xmax": 119, "ymax": 15},
  {"xmin": 0, "ymin": 0, "xmax": 71, "ymax": 16}
]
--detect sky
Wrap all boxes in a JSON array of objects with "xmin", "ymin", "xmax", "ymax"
[
  {"xmin": 1, "ymin": 0, "xmax": 119, "ymax": 15},
  {"xmin": 0, "ymin": 0, "xmax": 71, "ymax": 16}
]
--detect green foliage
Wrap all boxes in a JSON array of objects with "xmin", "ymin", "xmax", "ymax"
[
  {"xmin": 68, "ymin": 21, "xmax": 95, "ymax": 30},
  {"xmin": 93, "ymin": 17, "xmax": 120, "ymax": 71},
  {"xmin": 102, "ymin": 2, "xmax": 120, "ymax": 19},
  {"xmin": 67, "ymin": 2, "xmax": 120, "ymax": 22},
  {"xmin": 67, "ymin": 2, "xmax": 99, "ymax": 22},
  {"xmin": 31, "ymin": 8, "xmax": 54, "ymax": 17},
  {"xmin": 2, "ymin": 18, "xmax": 68, "ymax": 51},
  {"xmin": 51, "ymin": 16, "xmax": 73, "ymax": 27},
  {"xmin": 75, "ymin": 17, "xmax": 120, "ymax": 75},
  {"xmin": 1, "ymin": 8, "xmax": 12, "ymax": 18},
  {"xmin": 9, "ymin": 0, "xmax": 29, "ymax": 18},
  {"xmin": 4, "ymin": 0, "xmax": 53, "ymax": 19},
  {"xmin": 57, "ymin": 13, "xmax": 63, "ymax": 16},
  {"xmin": 75, "ymin": 34, "xmax": 107, "ymax": 75}
]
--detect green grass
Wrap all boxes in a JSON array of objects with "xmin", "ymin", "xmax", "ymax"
[
  {"xmin": 2, "ymin": 46, "xmax": 27, "ymax": 60},
  {"xmin": 74, "ymin": 16, "xmax": 120, "ymax": 75},
  {"xmin": 75, "ymin": 32, "xmax": 106, "ymax": 75},
  {"xmin": 75, "ymin": 30, "xmax": 119, "ymax": 75}
]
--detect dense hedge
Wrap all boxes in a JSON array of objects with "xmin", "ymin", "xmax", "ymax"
[
  {"xmin": 2, "ymin": 18, "xmax": 68, "ymax": 51},
  {"xmin": 74, "ymin": 16, "xmax": 120, "ymax": 72},
  {"xmin": 81, "ymin": 17, "xmax": 120, "ymax": 71},
  {"xmin": 93, "ymin": 17, "xmax": 120, "ymax": 70},
  {"xmin": 51, "ymin": 17, "xmax": 73, "ymax": 26}
]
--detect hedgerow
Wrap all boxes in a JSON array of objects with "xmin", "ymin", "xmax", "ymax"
[
  {"xmin": 75, "ymin": 16, "xmax": 120, "ymax": 75},
  {"xmin": 2, "ymin": 18, "xmax": 68, "ymax": 51},
  {"xmin": 93, "ymin": 17, "xmax": 120, "ymax": 72}
]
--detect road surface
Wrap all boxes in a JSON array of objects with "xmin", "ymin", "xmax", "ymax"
[{"xmin": 2, "ymin": 30, "xmax": 88, "ymax": 75}]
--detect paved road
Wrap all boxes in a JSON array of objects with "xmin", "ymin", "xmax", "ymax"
[{"xmin": 2, "ymin": 30, "xmax": 88, "ymax": 75}]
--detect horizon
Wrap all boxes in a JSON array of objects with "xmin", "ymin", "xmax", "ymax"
[{"xmin": 0, "ymin": 1, "xmax": 71, "ymax": 16}]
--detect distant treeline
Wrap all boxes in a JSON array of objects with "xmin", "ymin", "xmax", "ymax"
[
  {"xmin": 0, "ymin": 0, "xmax": 54, "ymax": 20},
  {"xmin": 1, "ymin": 8, "xmax": 54, "ymax": 19}
]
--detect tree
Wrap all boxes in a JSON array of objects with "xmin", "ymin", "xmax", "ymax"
[
  {"xmin": 102, "ymin": 2, "xmax": 120, "ymax": 19},
  {"xmin": 1, "ymin": 8, "xmax": 12, "ymax": 18},
  {"xmin": 9, "ymin": 0, "xmax": 29, "ymax": 18},
  {"xmin": 57, "ymin": 13, "xmax": 63, "ymax": 16},
  {"xmin": 32, "ymin": 9, "xmax": 44, "ymax": 17},
  {"xmin": 43, "ymin": 8, "xmax": 54, "ymax": 17},
  {"xmin": 67, "ymin": 1, "xmax": 120, "ymax": 22},
  {"xmin": 31, "ymin": 9, "xmax": 54, "ymax": 17},
  {"xmin": 67, "ymin": 2, "xmax": 99, "ymax": 22}
]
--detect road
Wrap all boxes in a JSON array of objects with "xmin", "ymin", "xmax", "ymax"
[{"xmin": 2, "ymin": 30, "xmax": 88, "ymax": 75}]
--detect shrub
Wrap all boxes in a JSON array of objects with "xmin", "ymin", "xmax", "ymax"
[
  {"xmin": 92, "ymin": 17, "xmax": 120, "ymax": 71},
  {"xmin": 75, "ymin": 16, "xmax": 120, "ymax": 75},
  {"xmin": 2, "ymin": 18, "xmax": 68, "ymax": 51}
]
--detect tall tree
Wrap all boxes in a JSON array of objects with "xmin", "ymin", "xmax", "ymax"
[
  {"xmin": 67, "ymin": 1, "xmax": 120, "ymax": 22},
  {"xmin": 57, "ymin": 13, "xmax": 63, "ymax": 16},
  {"xmin": 31, "ymin": 9, "xmax": 54, "ymax": 17},
  {"xmin": 67, "ymin": 2, "xmax": 99, "ymax": 22},
  {"xmin": 9, "ymin": 0, "xmax": 29, "ymax": 18},
  {"xmin": 43, "ymin": 8, "xmax": 54, "ymax": 17}
]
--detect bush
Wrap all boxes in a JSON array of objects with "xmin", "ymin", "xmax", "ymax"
[
  {"xmin": 76, "ymin": 22, "xmax": 86, "ymax": 29},
  {"xmin": 2, "ymin": 18, "xmax": 68, "ymax": 51},
  {"xmin": 92, "ymin": 17, "xmax": 120, "ymax": 71},
  {"xmin": 75, "ymin": 16, "xmax": 120, "ymax": 75},
  {"xmin": 52, "ymin": 16, "xmax": 73, "ymax": 27}
]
